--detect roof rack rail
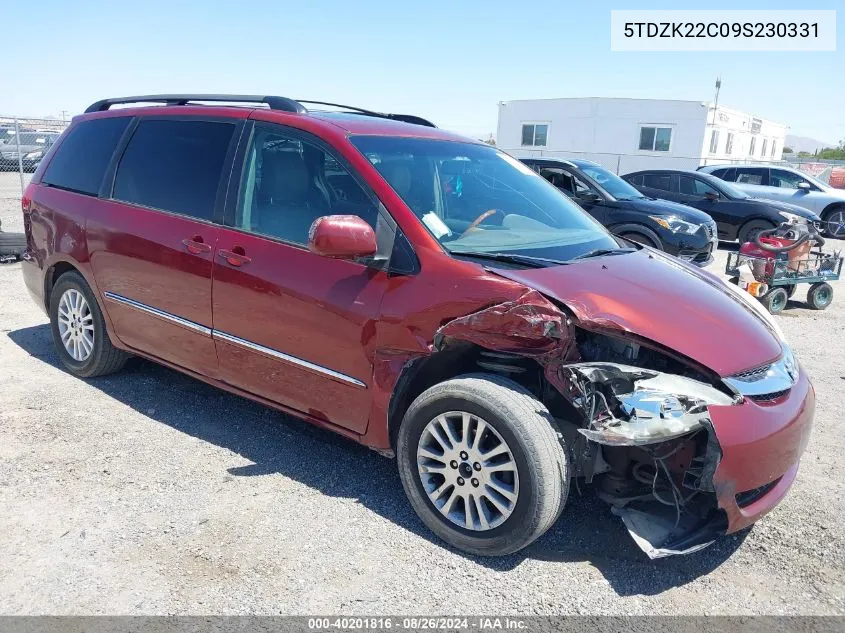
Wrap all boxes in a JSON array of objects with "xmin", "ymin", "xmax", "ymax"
[
  {"xmin": 84, "ymin": 94, "xmax": 307, "ymax": 114},
  {"xmin": 297, "ymin": 100, "xmax": 437, "ymax": 128}
]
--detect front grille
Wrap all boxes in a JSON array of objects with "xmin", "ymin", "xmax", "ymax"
[
  {"xmin": 736, "ymin": 477, "xmax": 782, "ymax": 507},
  {"xmin": 731, "ymin": 364, "xmax": 772, "ymax": 382},
  {"xmin": 749, "ymin": 388, "xmax": 791, "ymax": 402}
]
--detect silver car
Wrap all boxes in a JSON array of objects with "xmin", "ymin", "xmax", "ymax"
[{"xmin": 698, "ymin": 163, "xmax": 845, "ymax": 239}]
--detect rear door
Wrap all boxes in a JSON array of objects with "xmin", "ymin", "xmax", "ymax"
[
  {"xmin": 210, "ymin": 122, "xmax": 390, "ymax": 434},
  {"xmin": 86, "ymin": 116, "xmax": 242, "ymax": 376}
]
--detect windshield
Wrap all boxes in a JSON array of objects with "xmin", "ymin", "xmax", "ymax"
[
  {"xmin": 574, "ymin": 162, "xmax": 644, "ymax": 200},
  {"xmin": 350, "ymin": 137, "xmax": 619, "ymax": 262}
]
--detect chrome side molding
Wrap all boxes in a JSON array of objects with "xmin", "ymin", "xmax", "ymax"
[{"xmin": 102, "ymin": 291, "xmax": 366, "ymax": 389}]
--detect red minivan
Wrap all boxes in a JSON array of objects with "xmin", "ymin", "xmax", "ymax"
[{"xmin": 21, "ymin": 95, "xmax": 814, "ymax": 558}]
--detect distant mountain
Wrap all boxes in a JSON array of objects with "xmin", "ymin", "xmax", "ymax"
[{"xmin": 785, "ymin": 135, "xmax": 835, "ymax": 154}]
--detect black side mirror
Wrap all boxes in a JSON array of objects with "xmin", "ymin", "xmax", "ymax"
[
  {"xmin": 704, "ymin": 191, "xmax": 719, "ymax": 202},
  {"xmin": 578, "ymin": 191, "xmax": 601, "ymax": 203}
]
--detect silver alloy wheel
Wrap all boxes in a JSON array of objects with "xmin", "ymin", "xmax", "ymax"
[
  {"xmin": 57, "ymin": 288, "xmax": 94, "ymax": 362},
  {"xmin": 417, "ymin": 411, "xmax": 519, "ymax": 531},
  {"xmin": 827, "ymin": 210, "xmax": 845, "ymax": 239}
]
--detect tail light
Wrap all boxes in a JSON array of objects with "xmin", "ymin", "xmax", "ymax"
[{"xmin": 21, "ymin": 183, "xmax": 35, "ymax": 214}]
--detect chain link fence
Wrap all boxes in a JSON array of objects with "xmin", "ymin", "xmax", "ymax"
[{"xmin": 0, "ymin": 116, "xmax": 70, "ymax": 199}]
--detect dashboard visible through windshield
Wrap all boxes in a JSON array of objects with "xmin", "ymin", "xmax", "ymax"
[{"xmin": 350, "ymin": 136, "xmax": 620, "ymax": 262}]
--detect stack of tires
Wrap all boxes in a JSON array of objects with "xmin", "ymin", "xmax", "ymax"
[{"xmin": 0, "ymin": 219, "xmax": 26, "ymax": 261}]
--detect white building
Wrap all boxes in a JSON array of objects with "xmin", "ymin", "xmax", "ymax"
[{"xmin": 496, "ymin": 97, "xmax": 787, "ymax": 174}]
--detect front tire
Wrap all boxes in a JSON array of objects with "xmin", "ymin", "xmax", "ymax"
[
  {"xmin": 738, "ymin": 220, "xmax": 775, "ymax": 245},
  {"xmin": 397, "ymin": 373, "xmax": 568, "ymax": 556},
  {"xmin": 49, "ymin": 271, "xmax": 129, "ymax": 377}
]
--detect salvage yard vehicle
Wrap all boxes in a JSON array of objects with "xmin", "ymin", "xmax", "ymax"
[
  {"xmin": 21, "ymin": 94, "xmax": 814, "ymax": 558},
  {"xmin": 623, "ymin": 169, "xmax": 822, "ymax": 245},
  {"xmin": 698, "ymin": 163, "xmax": 845, "ymax": 239},
  {"xmin": 520, "ymin": 157, "xmax": 717, "ymax": 266}
]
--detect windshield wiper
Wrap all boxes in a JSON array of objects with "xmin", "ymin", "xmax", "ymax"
[
  {"xmin": 450, "ymin": 250, "xmax": 568, "ymax": 268},
  {"xmin": 570, "ymin": 247, "xmax": 635, "ymax": 261}
]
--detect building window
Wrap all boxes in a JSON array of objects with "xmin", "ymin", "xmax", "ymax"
[
  {"xmin": 639, "ymin": 126, "xmax": 672, "ymax": 152},
  {"xmin": 771, "ymin": 141, "xmax": 777, "ymax": 157},
  {"xmin": 761, "ymin": 139, "xmax": 768, "ymax": 157},
  {"xmin": 708, "ymin": 130, "xmax": 719, "ymax": 154},
  {"xmin": 726, "ymin": 133, "xmax": 734, "ymax": 155},
  {"xmin": 749, "ymin": 137, "xmax": 756, "ymax": 156},
  {"xmin": 521, "ymin": 123, "xmax": 548, "ymax": 147}
]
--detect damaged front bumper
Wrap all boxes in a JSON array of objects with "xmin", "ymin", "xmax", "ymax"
[{"xmin": 564, "ymin": 360, "xmax": 814, "ymax": 558}]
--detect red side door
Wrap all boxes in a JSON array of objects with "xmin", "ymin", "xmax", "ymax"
[
  {"xmin": 210, "ymin": 122, "xmax": 389, "ymax": 433},
  {"xmin": 87, "ymin": 116, "xmax": 242, "ymax": 376}
]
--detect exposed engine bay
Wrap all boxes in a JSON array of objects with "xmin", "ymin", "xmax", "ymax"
[{"xmin": 434, "ymin": 291, "xmax": 743, "ymax": 558}]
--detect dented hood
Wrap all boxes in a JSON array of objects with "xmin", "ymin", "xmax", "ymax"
[{"xmin": 492, "ymin": 250, "xmax": 783, "ymax": 377}]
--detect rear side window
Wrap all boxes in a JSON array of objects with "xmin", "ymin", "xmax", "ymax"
[
  {"xmin": 642, "ymin": 173, "xmax": 671, "ymax": 191},
  {"xmin": 42, "ymin": 117, "xmax": 131, "ymax": 196},
  {"xmin": 113, "ymin": 120, "xmax": 235, "ymax": 220},
  {"xmin": 626, "ymin": 174, "xmax": 644, "ymax": 186}
]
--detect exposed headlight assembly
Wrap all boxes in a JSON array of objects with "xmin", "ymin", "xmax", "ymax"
[
  {"xmin": 649, "ymin": 215, "xmax": 700, "ymax": 235},
  {"xmin": 565, "ymin": 363, "xmax": 737, "ymax": 446}
]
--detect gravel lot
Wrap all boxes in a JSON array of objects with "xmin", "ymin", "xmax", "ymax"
[{"xmin": 1, "ymin": 172, "xmax": 843, "ymax": 615}]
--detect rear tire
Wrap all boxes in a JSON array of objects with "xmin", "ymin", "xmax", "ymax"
[
  {"xmin": 759, "ymin": 287, "xmax": 788, "ymax": 314},
  {"xmin": 807, "ymin": 282, "xmax": 833, "ymax": 310},
  {"xmin": 397, "ymin": 373, "xmax": 568, "ymax": 556},
  {"xmin": 739, "ymin": 220, "xmax": 775, "ymax": 245},
  {"xmin": 49, "ymin": 271, "xmax": 129, "ymax": 377}
]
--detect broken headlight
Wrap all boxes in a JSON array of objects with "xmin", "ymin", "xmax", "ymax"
[{"xmin": 566, "ymin": 363, "xmax": 737, "ymax": 446}]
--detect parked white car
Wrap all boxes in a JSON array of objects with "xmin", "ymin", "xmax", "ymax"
[{"xmin": 698, "ymin": 164, "xmax": 845, "ymax": 239}]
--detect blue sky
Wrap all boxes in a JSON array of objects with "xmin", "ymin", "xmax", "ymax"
[{"xmin": 6, "ymin": 0, "xmax": 843, "ymax": 143}]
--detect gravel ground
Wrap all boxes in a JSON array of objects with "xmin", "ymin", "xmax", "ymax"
[{"xmin": 0, "ymin": 172, "xmax": 843, "ymax": 615}]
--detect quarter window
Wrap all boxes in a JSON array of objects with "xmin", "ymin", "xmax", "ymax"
[
  {"xmin": 521, "ymin": 124, "xmax": 548, "ymax": 147},
  {"xmin": 708, "ymin": 130, "xmax": 719, "ymax": 154},
  {"xmin": 42, "ymin": 117, "xmax": 131, "ymax": 196},
  {"xmin": 237, "ymin": 127, "xmax": 378, "ymax": 246},
  {"xmin": 639, "ymin": 126, "xmax": 672, "ymax": 152},
  {"xmin": 113, "ymin": 120, "xmax": 235, "ymax": 220}
]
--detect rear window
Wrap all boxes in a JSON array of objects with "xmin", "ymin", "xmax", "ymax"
[
  {"xmin": 42, "ymin": 117, "xmax": 131, "ymax": 196},
  {"xmin": 113, "ymin": 120, "xmax": 235, "ymax": 220}
]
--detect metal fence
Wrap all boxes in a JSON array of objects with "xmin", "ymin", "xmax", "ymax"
[{"xmin": 0, "ymin": 116, "xmax": 70, "ymax": 197}]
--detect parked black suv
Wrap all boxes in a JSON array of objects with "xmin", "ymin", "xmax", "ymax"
[
  {"xmin": 623, "ymin": 169, "xmax": 821, "ymax": 244},
  {"xmin": 522, "ymin": 158, "xmax": 717, "ymax": 266}
]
